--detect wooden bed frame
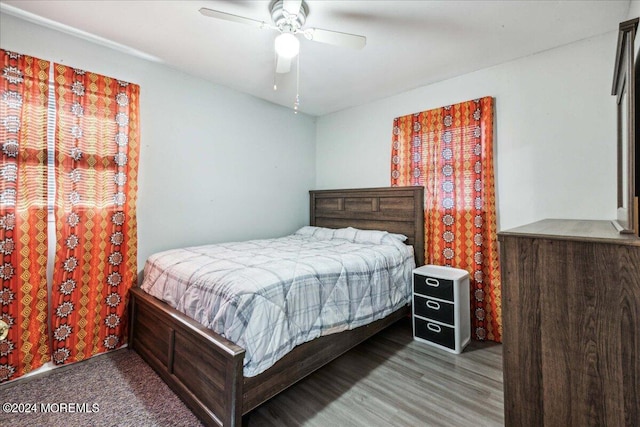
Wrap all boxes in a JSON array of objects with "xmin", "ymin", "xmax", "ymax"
[{"xmin": 128, "ymin": 186, "xmax": 425, "ymax": 426}]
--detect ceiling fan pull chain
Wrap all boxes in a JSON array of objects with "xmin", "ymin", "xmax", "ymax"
[
  {"xmin": 273, "ymin": 51, "xmax": 278, "ymax": 91},
  {"xmin": 294, "ymin": 53, "xmax": 300, "ymax": 113}
]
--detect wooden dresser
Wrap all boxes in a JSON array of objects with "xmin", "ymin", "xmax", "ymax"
[{"xmin": 498, "ymin": 219, "xmax": 640, "ymax": 426}]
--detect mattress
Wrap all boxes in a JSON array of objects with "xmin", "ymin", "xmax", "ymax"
[{"xmin": 140, "ymin": 226, "xmax": 415, "ymax": 377}]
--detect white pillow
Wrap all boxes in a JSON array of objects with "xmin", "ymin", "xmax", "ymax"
[
  {"xmin": 294, "ymin": 226, "xmax": 322, "ymax": 236},
  {"xmin": 294, "ymin": 226, "xmax": 337, "ymax": 240},
  {"xmin": 352, "ymin": 228, "xmax": 407, "ymax": 245},
  {"xmin": 333, "ymin": 227, "xmax": 358, "ymax": 241},
  {"xmin": 295, "ymin": 226, "xmax": 408, "ymax": 247}
]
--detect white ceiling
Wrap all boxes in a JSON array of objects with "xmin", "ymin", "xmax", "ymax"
[{"xmin": 0, "ymin": 0, "xmax": 632, "ymax": 116}]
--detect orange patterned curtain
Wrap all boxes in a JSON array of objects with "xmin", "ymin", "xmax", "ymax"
[
  {"xmin": 50, "ymin": 65, "xmax": 139, "ymax": 364},
  {"xmin": 0, "ymin": 50, "xmax": 50, "ymax": 381},
  {"xmin": 391, "ymin": 97, "xmax": 501, "ymax": 342}
]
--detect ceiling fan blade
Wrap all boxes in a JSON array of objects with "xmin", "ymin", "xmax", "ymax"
[
  {"xmin": 275, "ymin": 54, "xmax": 292, "ymax": 74},
  {"xmin": 283, "ymin": 0, "xmax": 302, "ymax": 16},
  {"xmin": 199, "ymin": 7, "xmax": 274, "ymax": 30},
  {"xmin": 305, "ymin": 28, "xmax": 366, "ymax": 49}
]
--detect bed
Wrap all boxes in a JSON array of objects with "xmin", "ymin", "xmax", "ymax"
[{"xmin": 128, "ymin": 186, "xmax": 425, "ymax": 426}]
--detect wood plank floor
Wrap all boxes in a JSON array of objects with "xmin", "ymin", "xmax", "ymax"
[{"xmin": 247, "ymin": 317, "xmax": 504, "ymax": 427}]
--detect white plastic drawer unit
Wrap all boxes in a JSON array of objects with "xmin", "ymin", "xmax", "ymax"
[{"xmin": 412, "ymin": 264, "xmax": 470, "ymax": 354}]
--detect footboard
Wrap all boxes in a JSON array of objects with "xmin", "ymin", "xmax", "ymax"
[{"xmin": 128, "ymin": 287, "xmax": 245, "ymax": 427}]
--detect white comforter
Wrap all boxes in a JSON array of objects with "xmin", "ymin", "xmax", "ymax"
[{"xmin": 140, "ymin": 226, "xmax": 415, "ymax": 377}]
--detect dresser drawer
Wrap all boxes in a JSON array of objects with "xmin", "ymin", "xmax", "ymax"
[
  {"xmin": 413, "ymin": 274, "xmax": 454, "ymax": 301},
  {"xmin": 414, "ymin": 317, "xmax": 455, "ymax": 350},
  {"xmin": 413, "ymin": 295, "xmax": 454, "ymax": 325}
]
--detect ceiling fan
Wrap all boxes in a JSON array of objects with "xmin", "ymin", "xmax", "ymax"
[{"xmin": 199, "ymin": 0, "xmax": 366, "ymax": 74}]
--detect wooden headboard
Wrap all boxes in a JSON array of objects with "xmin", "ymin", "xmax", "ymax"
[{"xmin": 309, "ymin": 187, "xmax": 425, "ymax": 266}]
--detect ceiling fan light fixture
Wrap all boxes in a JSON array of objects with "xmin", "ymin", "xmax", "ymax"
[{"xmin": 275, "ymin": 33, "xmax": 300, "ymax": 59}]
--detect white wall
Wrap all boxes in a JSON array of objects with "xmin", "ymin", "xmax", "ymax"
[
  {"xmin": 316, "ymin": 32, "xmax": 618, "ymax": 231},
  {"xmin": 0, "ymin": 13, "xmax": 317, "ymax": 271}
]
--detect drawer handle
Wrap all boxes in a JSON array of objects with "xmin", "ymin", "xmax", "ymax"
[
  {"xmin": 426, "ymin": 300, "xmax": 440, "ymax": 310},
  {"xmin": 426, "ymin": 278, "xmax": 440, "ymax": 287},
  {"xmin": 426, "ymin": 323, "xmax": 441, "ymax": 333}
]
